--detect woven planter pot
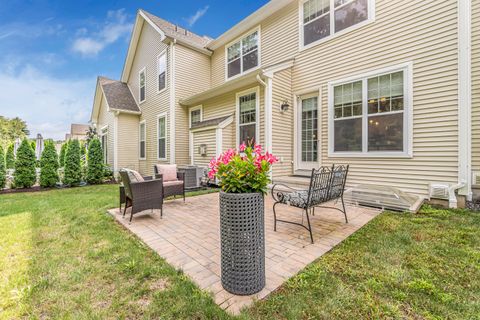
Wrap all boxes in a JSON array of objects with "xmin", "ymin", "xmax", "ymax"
[{"xmin": 219, "ymin": 191, "xmax": 265, "ymax": 295}]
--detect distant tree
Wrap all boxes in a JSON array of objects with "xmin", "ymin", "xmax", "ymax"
[
  {"xmin": 85, "ymin": 126, "xmax": 97, "ymax": 146},
  {"xmin": 86, "ymin": 138, "xmax": 104, "ymax": 184},
  {"xmin": 63, "ymin": 139, "xmax": 81, "ymax": 186},
  {"xmin": 39, "ymin": 141, "xmax": 59, "ymax": 188},
  {"xmin": 0, "ymin": 146, "xmax": 5, "ymax": 189},
  {"xmin": 5, "ymin": 144, "xmax": 15, "ymax": 169},
  {"xmin": 14, "ymin": 139, "xmax": 36, "ymax": 188},
  {"xmin": 59, "ymin": 142, "xmax": 67, "ymax": 167},
  {"xmin": 0, "ymin": 116, "xmax": 29, "ymax": 149}
]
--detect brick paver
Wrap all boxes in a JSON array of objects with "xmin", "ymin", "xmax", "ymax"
[{"xmin": 108, "ymin": 192, "xmax": 380, "ymax": 315}]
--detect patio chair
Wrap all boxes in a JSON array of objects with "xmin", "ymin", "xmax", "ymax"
[
  {"xmin": 271, "ymin": 165, "xmax": 349, "ymax": 244},
  {"xmin": 154, "ymin": 164, "xmax": 185, "ymax": 201},
  {"xmin": 119, "ymin": 169, "xmax": 164, "ymax": 223}
]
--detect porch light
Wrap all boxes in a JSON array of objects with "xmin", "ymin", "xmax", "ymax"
[{"xmin": 280, "ymin": 100, "xmax": 290, "ymax": 113}]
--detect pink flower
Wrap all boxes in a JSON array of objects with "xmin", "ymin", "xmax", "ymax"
[
  {"xmin": 254, "ymin": 144, "xmax": 263, "ymax": 154},
  {"xmin": 239, "ymin": 143, "xmax": 247, "ymax": 152}
]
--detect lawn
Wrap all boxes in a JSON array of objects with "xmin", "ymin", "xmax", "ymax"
[{"xmin": 0, "ymin": 185, "xmax": 478, "ymax": 319}]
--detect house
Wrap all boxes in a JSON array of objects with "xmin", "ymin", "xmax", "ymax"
[
  {"xmin": 90, "ymin": 0, "xmax": 478, "ymax": 205},
  {"xmin": 65, "ymin": 124, "xmax": 90, "ymax": 141}
]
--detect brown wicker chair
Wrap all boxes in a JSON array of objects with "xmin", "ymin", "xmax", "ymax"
[
  {"xmin": 119, "ymin": 170, "xmax": 164, "ymax": 223},
  {"xmin": 154, "ymin": 164, "xmax": 185, "ymax": 201}
]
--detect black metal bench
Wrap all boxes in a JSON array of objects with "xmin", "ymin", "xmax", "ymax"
[{"xmin": 271, "ymin": 165, "xmax": 349, "ymax": 244}]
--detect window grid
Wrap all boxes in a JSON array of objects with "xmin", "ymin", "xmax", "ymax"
[
  {"xmin": 238, "ymin": 92, "xmax": 257, "ymax": 144},
  {"xmin": 139, "ymin": 69, "xmax": 146, "ymax": 102},
  {"xmin": 227, "ymin": 31, "xmax": 259, "ymax": 79},
  {"xmin": 301, "ymin": 97, "xmax": 318, "ymax": 162},
  {"xmin": 158, "ymin": 117, "xmax": 166, "ymax": 159},
  {"xmin": 157, "ymin": 52, "xmax": 166, "ymax": 92},
  {"xmin": 139, "ymin": 122, "xmax": 146, "ymax": 159}
]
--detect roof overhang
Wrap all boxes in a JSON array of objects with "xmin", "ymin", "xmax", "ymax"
[
  {"xmin": 90, "ymin": 79, "xmax": 104, "ymax": 124},
  {"xmin": 207, "ymin": 0, "xmax": 294, "ymax": 50}
]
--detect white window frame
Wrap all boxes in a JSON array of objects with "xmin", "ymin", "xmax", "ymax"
[
  {"xmin": 100, "ymin": 125, "xmax": 109, "ymax": 164},
  {"xmin": 139, "ymin": 67, "xmax": 146, "ymax": 103},
  {"xmin": 189, "ymin": 105, "xmax": 203, "ymax": 128},
  {"xmin": 299, "ymin": 0, "xmax": 376, "ymax": 51},
  {"xmin": 328, "ymin": 62, "xmax": 413, "ymax": 158},
  {"xmin": 225, "ymin": 26, "xmax": 261, "ymax": 81},
  {"xmin": 157, "ymin": 49, "xmax": 167, "ymax": 94},
  {"xmin": 139, "ymin": 120, "xmax": 146, "ymax": 160},
  {"xmin": 236, "ymin": 86, "xmax": 260, "ymax": 146},
  {"xmin": 156, "ymin": 113, "xmax": 167, "ymax": 161}
]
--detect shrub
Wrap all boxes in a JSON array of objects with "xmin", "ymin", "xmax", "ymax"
[
  {"xmin": 14, "ymin": 139, "xmax": 37, "ymax": 188},
  {"xmin": 86, "ymin": 138, "xmax": 104, "ymax": 184},
  {"xmin": 208, "ymin": 143, "xmax": 278, "ymax": 194},
  {"xmin": 5, "ymin": 144, "xmax": 15, "ymax": 169},
  {"xmin": 63, "ymin": 139, "xmax": 82, "ymax": 186},
  {"xmin": 59, "ymin": 142, "xmax": 67, "ymax": 167},
  {"xmin": 39, "ymin": 141, "xmax": 59, "ymax": 188},
  {"xmin": 0, "ymin": 146, "xmax": 6, "ymax": 189}
]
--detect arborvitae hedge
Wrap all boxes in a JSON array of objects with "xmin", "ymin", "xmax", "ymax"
[
  {"xmin": 14, "ymin": 139, "xmax": 37, "ymax": 188},
  {"xmin": 86, "ymin": 138, "xmax": 104, "ymax": 184},
  {"xmin": 63, "ymin": 139, "xmax": 81, "ymax": 186},
  {"xmin": 5, "ymin": 144, "xmax": 15, "ymax": 169},
  {"xmin": 40, "ymin": 141, "xmax": 59, "ymax": 188},
  {"xmin": 0, "ymin": 146, "xmax": 6, "ymax": 189},
  {"xmin": 59, "ymin": 142, "xmax": 67, "ymax": 167}
]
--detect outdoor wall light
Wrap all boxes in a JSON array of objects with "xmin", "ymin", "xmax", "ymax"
[
  {"xmin": 280, "ymin": 100, "xmax": 290, "ymax": 113},
  {"xmin": 199, "ymin": 144, "xmax": 207, "ymax": 156}
]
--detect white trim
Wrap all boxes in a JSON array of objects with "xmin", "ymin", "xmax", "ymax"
[
  {"xmin": 295, "ymin": 91, "xmax": 321, "ymax": 171},
  {"xmin": 236, "ymin": 86, "xmax": 261, "ymax": 146},
  {"xmin": 262, "ymin": 59, "xmax": 295, "ymax": 78},
  {"xmin": 99, "ymin": 125, "xmax": 109, "ymax": 165},
  {"xmin": 327, "ymin": 62, "xmax": 413, "ymax": 158},
  {"xmin": 216, "ymin": 128, "xmax": 223, "ymax": 158},
  {"xmin": 225, "ymin": 26, "xmax": 262, "ymax": 82},
  {"xmin": 169, "ymin": 40, "xmax": 176, "ymax": 164},
  {"xmin": 189, "ymin": 116, "xmax": 234, "ymax": 133},
  {"xmin": 299, "ymin": 0, "xmax": 375, "ymax": 52},
  {"xmin": 188, "ymin": 105, "xmax": 203, "ymax": 128},
  {"xmin": 157, "ymin": 49, "xmax": 168, "ymax": 94},
  {"xmin": 188, "ymin": 105, "xmax": 203, "ymax": 164},
  {"xmin": 156, "ymin": 113, "xmax": 168, "ymax": 161},
  {"xmin": 138, "ymin": 67, "xmax": 146, "ymax": 104},
  {"xmin": 458, "ymin": 0, "xmax": 472, "ymax": 199},
  {"xmin": 139, "ymin": 120, "xmax": 146, "ymax": 160},
  {"xmin": 139, "ymin": 10, "xmax": 166, "ymax": 40},
  {"xmin": 264, "ymin": 75, "xmax": 273, "ymax": 154}
]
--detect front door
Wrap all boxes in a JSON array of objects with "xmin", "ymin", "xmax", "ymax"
[{"xmin": 297, "ymin": 95, "xmax": 319, "ymax": 171}]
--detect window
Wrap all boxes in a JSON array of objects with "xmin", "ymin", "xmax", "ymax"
[
  {"xmin": 189, "ymin": 107, "xmax": 202, "ymax": 128},
  {"xmin": 157, "ymin": 115, "xmax": 166, "ymax": 160},
  {"xmin": 139, "ymin": 121, "xmax": 146, "ymax": 159},
  {"xmin": 157, "ymin": 52, "xmax": 166, "ymax": 92},
  {"xmin": 227, "ymin": 29, "xmax": 259, "ymax": 79},
  {"xmin": 100, "ymin": 127, "xmax": 108, "ymax": 164},
  {"xmin": 302, "ymin": 0, "xmax": 371, "ymax": 47},
  {"xmin": 237, "ymin": 89, "xmax": 258, "ymax": 145},
  {"xmin": 330, "ymin": 64, "xmax": 411, "ymax": 156},
  {"xmin": 139, "ymin": 68, "xmax": 146, "ymax": 102}
]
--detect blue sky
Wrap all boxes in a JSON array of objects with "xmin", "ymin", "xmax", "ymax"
[{"xmin": 0, "ymin": 0, "xmax": 268, "ymax": 140}]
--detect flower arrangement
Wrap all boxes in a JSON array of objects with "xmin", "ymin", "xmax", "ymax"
[{"xmin": 208, "ymin": 143, "xmax": 278, "ymax": 194}]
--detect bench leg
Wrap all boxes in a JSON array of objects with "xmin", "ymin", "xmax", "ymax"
[
  {"xmin": 341, "ymin": 196, "xmax": 348, "ymax": 223},
  {"xmin": 273, "ymin": 202, "xmax": 279, "ymax": 232},
  {"xmin": 305, "ymin": 209, "xmax": 314, "ymax": 244}
]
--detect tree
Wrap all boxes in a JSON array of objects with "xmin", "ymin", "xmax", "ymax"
[
  {"xmin": 86, "ymin": 138, "xmax": 104, "ymax": 184},
  {"xmin": 0, "ymin": 146, "xmax": 5, "ymax": 189},
  {"xmin": 39, "ymin": 141, "xmax": 59, "ymax": 188},
  {"xmin": 63, "ymin": 139, "xmax": 81, "ymax": 186},
  {"xmin": 5, "ymin": 144, "xmax": 15, "ymax": 169},
  {"xmin": 14, "ymin": 139, "xmax": 36, "ymax": 188},
  {"xmin": 59, "ymin": 142, "xmax": 67, "ymax": 167},
  {"xmin": 0, "ymin": 116, "xmax": 29, "ymax": 149},
  {"xmin": 85, "ymin": 126, "xmax": 97, "ymax": 146}
]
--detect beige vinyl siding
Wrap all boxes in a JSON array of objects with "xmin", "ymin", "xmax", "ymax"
[
  {"xmin": 127, "ymin": 22, "xmax": 170, "ymax": 176},
  {"xmin": 97, "ymin": 97, "xmax": 115, "ymax": 169},
  {"xmin": 290, "ymin": 0, "xmax": 459, "ymax": 196},
  {"xmin": 222, "ymin": 123, "xmax": 235, "ymax": 151},
  {"xmin": 175, "ymin": 44, "xmax": 212, "ymax": 166},
  {"xmin": 272, "ymin": 68, "xmax": 293, "ymax": 178},
  {"xmin": 193, "ymin": 129, "xmax": 216, "ymax": 167},
  {"xmin": 117, "ymin": 114, "xmax": 140, "ymax": 171},
  {"xmin": 472, "ymin": 1, "xmax": 480, "ymax": 174}
]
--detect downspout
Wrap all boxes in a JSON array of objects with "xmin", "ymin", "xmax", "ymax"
[
  {"xmin": 113, "ymin": 111, "xmax": 119, "ymax": 178},
  {"xmin": 169, "ymin": 39, "xmax": 176, "ymax": 164},
  {"xmin": 257, "ymin": 73, "xmax": 274, "ymax": 179},
  {"xmin": 449, "ymin": 181, "xmax": 466, "ymax": 209}
]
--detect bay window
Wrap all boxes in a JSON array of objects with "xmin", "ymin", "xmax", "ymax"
[{"xmin": 227, "ymin": 29, "xmax": 259, "ymax": 79}]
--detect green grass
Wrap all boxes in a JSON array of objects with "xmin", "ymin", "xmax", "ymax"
[{"xmin": 1, "ymin": 185, "xmax": 478, "ymax": 319}]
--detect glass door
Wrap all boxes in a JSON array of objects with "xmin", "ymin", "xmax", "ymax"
[{"xmin": 298, "ymin": 95, "xmax": 319, "ymax": 170}]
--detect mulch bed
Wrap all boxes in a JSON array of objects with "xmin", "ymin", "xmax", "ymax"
[{"xmin": 466, "ymin": 200, "xmax": 480, "ymax": 212}]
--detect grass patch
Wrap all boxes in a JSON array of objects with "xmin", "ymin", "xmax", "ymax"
[{"xmin": 1, "ymin": 186, "xmax": 478, "ymax": 319}]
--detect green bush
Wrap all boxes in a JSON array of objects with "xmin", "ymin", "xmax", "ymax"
[
  {"xmin": 86, "ymin": 138, "xmax": 104, "ymax": 184},
  {"xmin": 5, "ymin": 144, "xmax": 15, "ymax": 169},
  {"xmin": 14, "ymin": 139, "xmax": 37, "ymax": 188},
  {"xmin": 59, "ymin": 142, "xmax": 67, "ymax": 167},
  {"xmin": 63, "ymin": 139, "xmax": 82, "ymax": 186},
  {"xmin": 39, "ymin": 141, "xmax": 59, "ymax": 188},
  {"xmin": 0, "ymin": 146, "xmax": 6, "ymax": 189}
]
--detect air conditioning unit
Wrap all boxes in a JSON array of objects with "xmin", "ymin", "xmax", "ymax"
[
  {"xmin": 178, "ymin": 166, "xmax": 204, "ymax": 189},
  {"xmin": 429, "ymin": 183, "xmax": 450, "ymax": 200},
  {"xmin": 472, "ymin": 171, "xmax": 480, "ymax": 186}
]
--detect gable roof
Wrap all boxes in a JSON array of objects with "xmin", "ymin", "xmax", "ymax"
[
  {"xmin": 99, "ymin": 77, "xmax": 140, "ymax": 113},
  {"xmin": 190, "ymin": 115, "xmax": 233, "ymax": 130},
  {"xmin": 70, "ymin": 124, "xmax": 89, "ymax": 135}
]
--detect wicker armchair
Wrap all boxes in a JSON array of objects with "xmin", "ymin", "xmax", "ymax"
[
  {"xmin": 154, "ymin": 164, "xmax": 185, "ymax": 201},
  {"xmin": 271, "ymin": 165, "xmax": 349, "ymax": 244},
  {"xmin": 119, "ymin": 170, "xmax": 164, "ymax": 223}
]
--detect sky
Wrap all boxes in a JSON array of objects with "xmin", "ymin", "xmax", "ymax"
[{"xmin": 0, "ymin": 0, "xmax": 269, "ymax": 140}]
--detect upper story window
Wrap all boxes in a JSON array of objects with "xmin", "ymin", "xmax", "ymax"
[
  {"xmin": 302, "ymin": 0, "xmax": 371, "ymax": 48},
  {"xmin": 139, "ymin": 68, "xmax": 146, "ymax": 103},
  {"xmin": 157, "ymin": 51, "xmax": 167, "ymax": 92},
  {"xmin": 227, "ymin": 29, "xmax": 260, "ymax": 79},
  {"xmin": 189, "ymin": 106, "xmax": 202, "ymax": 128}
]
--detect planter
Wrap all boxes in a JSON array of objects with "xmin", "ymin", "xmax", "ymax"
[{"xmin": 219, "ymin": 191, "xmax": 265, "ymax": 295}]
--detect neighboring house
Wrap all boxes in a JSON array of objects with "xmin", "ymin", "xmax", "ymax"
[
  {"xmin": 65, "ymin": 124, "xmax": 90, "ymax": 141},
  {"xmin": 90, "ymin": 0, "xmax": 478, "ymax": 203}
]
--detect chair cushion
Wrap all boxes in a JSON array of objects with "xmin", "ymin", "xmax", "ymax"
[
  {"xmin": 163, "ymin": 180, "xmax": 184, "ymax": 187},
  {"xmin": 126, "ymin": 169, "xmax": 144, "ymax": 183},
  {"xmin": 156, "ymin": 164, "xmax": 177, "ymax": 182},
  {"xmin": 278, "ymin": 190, "xmax": 309, "ymax": 208}
]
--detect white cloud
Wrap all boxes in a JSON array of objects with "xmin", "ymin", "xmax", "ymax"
[
  {"xmin": 184, "ymin": 6, "xmax": 209, "ymax": 27},
  {"xmin": 72, "ymin": 9, "xmax": 132, "ymax": 57},
  {"xmin": 0, "ymin": 65, "xmax": 95, "ymax": 140}
]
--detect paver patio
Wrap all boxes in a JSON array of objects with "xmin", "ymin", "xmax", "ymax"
[{"xmin": 108, "ymin": 192, "xmax": 381, "ymax": 314}]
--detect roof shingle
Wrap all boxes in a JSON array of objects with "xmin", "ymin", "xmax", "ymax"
[{"xmin": 99, "ymin": 77, "xmax": 140, "ymax": 113}]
